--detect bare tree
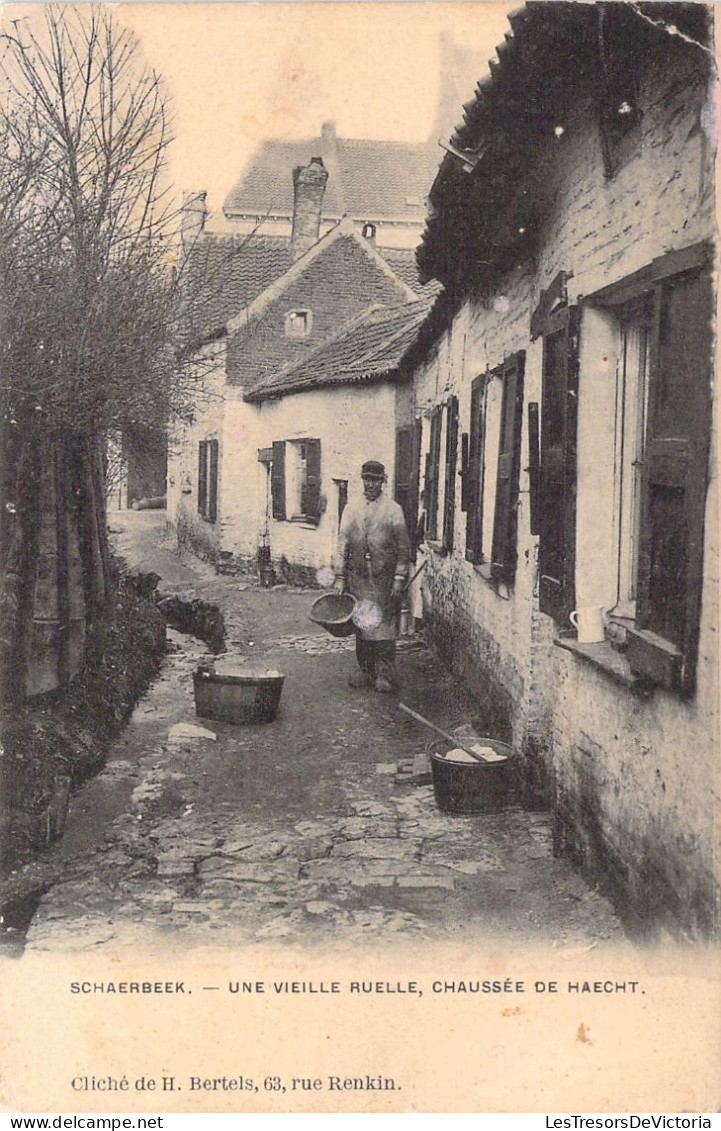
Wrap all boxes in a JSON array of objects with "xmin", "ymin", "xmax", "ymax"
[
  {"xmin": 0, "ymin": 4, "xmax": 189, "ymax": 693},
  {"xmin": 0, "ymin": 4, "xmax": 182, "ymax": 435}
]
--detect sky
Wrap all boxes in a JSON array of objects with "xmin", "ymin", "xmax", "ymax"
[{"xmin": 108, "ymin": 2, "xmax": 518, "ymax": 215}]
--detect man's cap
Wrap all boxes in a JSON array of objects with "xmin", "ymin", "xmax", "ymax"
[{"xmin": 361, "ymin": 460, "xmax": 386, "ymax": 479}]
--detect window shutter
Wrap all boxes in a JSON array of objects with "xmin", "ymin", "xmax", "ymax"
[
  {"xmin": 394, "ymin": 426, "xmax": 413, "ymax": 531},
  {"xmin": 527, "ymin": 403, "xmax": 541, "ymax": 536},
  {"xmin": 271, "ymin": 440, "xmax": 286, "ymax": 520},
  {"xmin": 208, "ymin": 439, "xmax": 219, "ymax": 522},
  {"xmin": 538, "ymin": 305, "xmax": 579, "ymax": 623},
  {"xmin": 197, "ymin": 442, "xmax": 208, "ymax": 517},
  {"xmin": 442, "ymin": 396, "xmax": 459, "ymax": 553},
  {"xmin": 426, "ymin": 407, "xmax": 443, "ymax": 540},
  {"xmin": 304, "ymin": 438, "xmax": 321, "ymax": 524},
  {"xmin": 465, "ymin": 375, "xmax": 485, "ymax": 564},
  {"xmin": 627, "ymin": 267, "xmax": 713, "ymax": 695},
  {"xmin": 491, "ymin": 351, "xmax": 525, "ymax": 583},
  {"xmin": 460, "ymin": 432, "xmax": 470, "ymax": 513},
  {"xmin": 409, "ymin": 416, "xmax": 423, "ymax": 544}
]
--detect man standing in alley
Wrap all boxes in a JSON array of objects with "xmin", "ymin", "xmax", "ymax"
[{"xmin": 334, "ymin": 460, "xmax": 410, "ymax": 693}]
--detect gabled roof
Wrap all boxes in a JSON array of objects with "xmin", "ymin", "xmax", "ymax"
[
  {"xmin": 226, "ymin": 217, "xmax": 417, "ymax": 335},
  {"xmin": 178, "ymin": 222, "xmax": 437, "ymax": 351},
  {"xmin": 224, "ymin": 132, "xmax": 441, "ymax": 224},
  {"xmin": 245, "ymin": 298, "xmax": 434, "ymax": 402},
  {"xmin": 179, "ymin": 232, "xmax": 291, "ymax": 346}
]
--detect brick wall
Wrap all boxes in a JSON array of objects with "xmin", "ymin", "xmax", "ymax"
[{"xmin": 411, "ymin": 48, "xmax": 719, "ymax": 935}]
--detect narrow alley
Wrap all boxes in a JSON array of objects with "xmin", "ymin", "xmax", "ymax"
[{"xmin": 16, "ymin": 512, "xmax": 625, "ymax": 954}]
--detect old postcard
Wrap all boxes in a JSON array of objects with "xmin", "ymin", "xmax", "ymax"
[{"xmin": 0, "ymin": 0, "xmax": 719, "ymax": 1115}]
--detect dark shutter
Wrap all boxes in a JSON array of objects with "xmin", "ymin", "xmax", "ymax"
[
  {"xmin": 491, "ymin": 352, "xmax": 525, "ymax": 583},
  {"xmin": 465, "ymin": 375, "xmax": 485, "ymax": 564},
  {"xmin": 208, "ymin": 439, "xmax": 219, "ymax": 522},
  {"xmin": 442, "ymin": 396, "xmax": 459, "ymax": 553},
  {"xmin": 304, "ymin": 438, "xmax": 321, "ymax": 523},
  {"xmin": 409, "ymin": 416, "xmax": 422, "ymax": 546},
  {"xmin": 538, "ymin": 305, "xmax": 579, "ymax": 623},
  {"xmin": 271, "ymin": 440, "xmax": 286, "ymax": 520},
  {"xmin": 197, "ymin": 442, "xmax": 208, "ymax": 517},
  {"xmin": 394, "ymin": 426, "xmax": 413, "ymax": 531},
  {"xmin": 527, "ymin": 403, "xmax": 541, "ymax": 536},
  {"xmin": 460, "ymin": 432, "xmax": 470, "ymax": 512},
  {"xmin": 426, "ymin": 407, "xmax": 443, "ymax": 541},
  {"xmin": 627, "ymin": 267, "xmax": 713, "ymax": 695}
]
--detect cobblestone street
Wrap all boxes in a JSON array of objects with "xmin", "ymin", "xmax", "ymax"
[{"xmin": 23, "ymin": 512, "xmax": 625, "ymax": 953}]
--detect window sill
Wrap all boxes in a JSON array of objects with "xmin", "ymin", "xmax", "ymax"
[
  {"xmin": 554, "ymin": 632, "xmax": 653, "ymax": 697},
  {"xmin": 288, "ymin": 516, "xmax": 320, "ymax": 529},
  {"xmin": 472, "ymin": 561, "xmax": 494, "ymax": 583}
]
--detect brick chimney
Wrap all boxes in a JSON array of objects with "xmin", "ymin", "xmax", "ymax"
[
  {"xmin": 290, "ymin": 157, "xmax": 328, "ymax": 262},
  {"xmin": 181, "ymin": 191, "xmax": 208, "ymax": 247}
]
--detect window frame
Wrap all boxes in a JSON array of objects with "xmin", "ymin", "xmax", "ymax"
[
  {"xmin": 584, "ymin": 240, "xmax": 713, "ymax": 696},
  {"xmin": 271, "ymin": 437, "xmax": 322, "ymax": 526},
  {"xmin": 284, "ymin": 309, "xmax": 313, "ymax": 339}
]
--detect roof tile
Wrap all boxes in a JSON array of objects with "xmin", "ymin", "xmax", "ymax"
[
  {"xmin": 245, "ymin": 298, "xmax": 434, "ymax": 402},
  {"xmin": 224, "ymin": 135, "xmax": 441, "ymax": 222}
]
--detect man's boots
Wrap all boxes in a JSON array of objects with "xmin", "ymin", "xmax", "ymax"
[{"xmin": 374, "ymin": 643, "xmax": 396, "ymax": 694}]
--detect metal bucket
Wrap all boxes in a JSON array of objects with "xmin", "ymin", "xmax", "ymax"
[
  {"xmin": 309, "ymin": 592, "xmax": 357, "ymax": 638},
  {"xmin": 428, "ymin": 735, "xmax": 514, "ymax": 814}
]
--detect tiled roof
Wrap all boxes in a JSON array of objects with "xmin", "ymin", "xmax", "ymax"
[
  {"xmin": 224, "ymin": 134, "xmax": 442, "ymax": 223},
  {"xmin": 226, "ymin": 219, "xmax": 417, "ymax": 336},
  {"xmin": 180, "ymin": 224, "xmax": 436, "ymax": 349},
  {"xmin": 245, "ymin": 298, "xmax": 434, "ymax": 402},
  {"xmin": 179, "ymin": 231, "xmax": 291, "ymax": 345},
  {"xmin": 381, "ymin": 247, "xmax": 443, "ymax": 300}
]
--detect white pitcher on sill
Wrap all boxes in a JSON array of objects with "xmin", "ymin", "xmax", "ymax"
[{"xmin": 570, "ymin": 605, "xmax": 607, "ymax": 644}]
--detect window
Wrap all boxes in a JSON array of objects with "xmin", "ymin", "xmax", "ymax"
[
  {"xmin": 271, "ymin": 438, "xmax": 322, "ymax": 525},
  {"xmin": 582, "ymin": 243, "xmax": 713, "ymax": 695},
  {"xmin": 614, "ymin": 299, "xmax": 652, "ymax": 614},
  {"xmin": 197, "ymin": 439, "xmax": 218, "ymax": 522},
  {"xmin": 464, "ymin": 353, "xmax": 526, "ymax": 583},
  {"xmin": 284, "ymin": 309, "xmax": 313, "ymax": 338}
]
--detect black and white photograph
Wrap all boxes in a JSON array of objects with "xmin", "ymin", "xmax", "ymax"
[{"xmin": 0, "ymin": 0, "xmax": 718, "ymax": 1115}]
